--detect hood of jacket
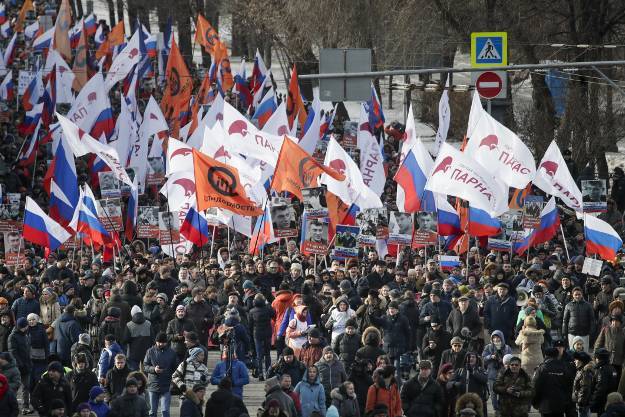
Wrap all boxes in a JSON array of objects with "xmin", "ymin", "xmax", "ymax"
[
  {"xmin": 362, "ymin": 326, "xmax": 382, "ymax": 346},
  {"xmin": 184, "ymin": 388, "xmax": 201, "ymax": 405},
  {"xmin": 302, "ymin": 368, "xmax": 321, "ymax": 385},
  {"xmin": 60, "ymin": 312, "xmax": 76, "ymax": 323},
  {"xmin": 40, "ymin": 292, "xmax": 58, "ymax": 305},
  {"xmin": 253, "ymin": 298, "xmax": 266, "ymax": 308},
  {"xmin": 455, "ymin": 392, "xmax": 484, "ymax": 417},
  {"xmin": 331, "ymin": 386, "xmax": 355, "ymax": 401},
  {"xmin": 122, "ymin": 280, "xmax": 138, "ymax": 296},
  {"xmin": 209, "ymin": 388, "xmax": 235, "ymax": 403},
  {"xmin": 274, "ymin": 290, "xmax": 293, "ymax": 303},
  {"xmin": 490, "ymin": 330, "xmax": 505, "ymax": 345},
  {"xmin": 520, "ymin": 327, "xmax": 545, "ymax": 342},
  {"xmin": 91, "ymin": 285, "xmax": 104, "ymax": 300}
]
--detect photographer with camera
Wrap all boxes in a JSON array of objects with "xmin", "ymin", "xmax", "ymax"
[{"xmin": 493, "ymin": 356, "xmax": 533, "ymax": 417}]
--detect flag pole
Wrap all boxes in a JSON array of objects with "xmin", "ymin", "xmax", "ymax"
[
  {"xmin": 560, "ymin": 223, "xmax": 571, "ymax": 262},
  {"xmin": 196, "ymin": 209, "xmax": 204, "ymax": 261},
  {"xmin": 251, "ymin": 198, "xmax": 269, "ymax": 257},
  {"xmin": 209, "ymin": 226, "xmax": 216, "ymax": 259}
]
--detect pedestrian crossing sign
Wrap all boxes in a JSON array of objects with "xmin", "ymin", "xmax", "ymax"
[{"xmin": 471, "ymin": 32, "xmax": 507, "ymax": 67}]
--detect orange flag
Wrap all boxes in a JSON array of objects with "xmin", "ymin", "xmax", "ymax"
[
  {"xmin": 15, "ymin": 0, "xmax": 34, "ymax": 32},
  {"xmin": 95, "ymin": 21, "xmax": 125, "ymax": 60},
  {"xmin": 53, "ymin": 0, "xmax": 72, "ymax": 61},
  {"xmin": 287, "ymin": 66, "xmax": 307, "ymax": 129},
  {"xmin": 195, "ymin": 14, "xmax": 220, "ymax": 55},
  {"xmin": 161, "ymin": 38, "xmax": 193, "ymax": 122},
  {"xmin": 72, "ymin": 22, "xmax": 88, "ymax": 91},
  {"xmin": 196, "ymin": 72, "xmax": 211, "ymax": 105},
  {"xmin": 509, "ymin": 184, "xmax": 531, "ymax": 210},
  {"xmin": 215, "ymin": 41, "xmax": 233, "ymax": 91},
  {"xmin": 193, "ymin": 149, "xmax": 263, "ymax": 216},
  {"xmin": 271, "ymin": 138, "xmax": 345, "ymax": 200}
]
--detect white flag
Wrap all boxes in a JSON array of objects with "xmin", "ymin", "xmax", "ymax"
[
  {"xmin": 56, "ymin": 112, "xmax": 134, "ymax": 188},
  {"xmin": 45, "ymin": 49, "xmax": 75, "ymax": 104},
  {"xmin": 533, "ymin": 140, "xmax": 583, "ymax": 211},
  {"xmin": 358, "ymin": 126, "xmax": 385, "ymax": 196},
  {"xmin": 425, "ymin": 143, "xmax": 508, "ymax": 216},
  {"xmin": 262, "ymin": 100, "xmax": 290, "ymax": 136},
  {"xmin": 320, "ymin": 137, "xmax": 382, "ymax": 209},
  {"xmin": 433, "ymin": 78, "xmax": 451, "ymax": 157},
  {"xmin": 465, "ymin": 100, "xmax": 536, "ymax": 189},
  {"xmin": 105, "ymin": 29, "xmax": 144, "ymax": 91}
]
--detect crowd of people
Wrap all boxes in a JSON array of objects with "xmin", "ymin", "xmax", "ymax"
[{"xmin": 4, "ymin": 3, "xmax": 625, "ymax": 417}]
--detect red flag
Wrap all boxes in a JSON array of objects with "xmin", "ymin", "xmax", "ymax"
[{"xmin": 287, "ymin": 66, "xmax": 307, "ymax": 129}]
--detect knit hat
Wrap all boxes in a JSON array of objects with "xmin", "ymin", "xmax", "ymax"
[
  {"xmin": 264, "ymin": 376, "xmax": 280, "ymax": 390},
  {"xmin": 388, "ymin": 301, "xmax": 400, "ymax": 310},
  {"xmin": 418, "ymin": 360, "xmax": 432, "ymax": 369},
  {"xmin": 242, "ymin": 280, "xmax": 255, "ymax": 290},
  {"xmin": 16, "ymin": 317, "xmax": 28, "ymax": 329},
  {"xmin": 89, "ymin": 385, "xmax": 105, "ymax": 400},
  {"xmin": 42, "ymin": 287, "xmax": 55, "ymax": 296},
  {"xmin": 156, "ymin": 293, "xmax": 168, "ymax": 302},
  {"xmin": 50, "ymin": 399, "xmax": 66, "ymax": 410},
  {"xmin": 126, "ymin": 378, "xmax": 138, "ymax": 387},
  {"xmin": 77, "ymin": 403, "xmax": 91, "ymax": 412},
  {"xmin": 345, "ymin": 318, "xmax": 358, "ymax": 329},
  {"xmin": 156, "ymin": 332, "xmax": 168, "ymax": 343},
  {"xmin": 267, "ymin": 399, "xmax": 281, "ymax": 409},
  {"xmin": 108, "ymin": 307, "xmax": 121, "ymax": 318},
  {"xmin": 47, "ymin": 361, "xmax": 64, "ymax": 373},
  {"xmin": 25, "ymin": 284, "xmax": 37, "ymax": 295},
  {"xmin": 340, "ymin": 280, "xmax": 352, "ymax": 290},
  {"xmin": 79, "ymin": 333, "xmax": 91, "ymax": 345},
  {"xmin": 450, "ymin": 336, "xmax": 463, "ymax": 346},
  {"xmin": 131, "ymin": 305, "xmax": 142, "ymax": 316},
  {"xmin": 282, "ymin": 347, "xmax": 295, "ymax": 356},
  {"xmin": 188, "ymin": 347, "xmax": 203, "ymax": 361},
  {"xmin": 502, "ymin": 354, "xmax": 514, "ymax": 366},
  {"xmin": 607, "ymin": 392, "xmax": 624, "ymax": 406},
  {"xmin": 309, "ymin": 328, "xmax": 321, "ymax": 338},
  {"xmin": 192, "ymin": 384, "xmax": 206, "ymax": 392},
  {"xmin": 176, "ymin": 304, "xmax": 186, "ymax": 312},
  {"xmin": 439, "ymin": 363, "xmax": 453, "ymax": 375},
  {"xmin": 323, "ymin": 346, "xmax": 334, "ymax": 354}
]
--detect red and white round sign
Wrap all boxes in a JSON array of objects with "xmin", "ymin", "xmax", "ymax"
[{"xmin": 476, "ymin": 71, "xmax": 503, "ymax": 99}]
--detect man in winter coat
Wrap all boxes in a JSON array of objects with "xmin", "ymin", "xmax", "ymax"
[
  {"xmin": 263, "ymin": 377, "xmax": 298, "ymax": 417},
  {"xmin": 532, "ymin": 348, "xmax": 576, "ymax": 417},
  {"xmin": 484, "ymin": 284, "xmax": 517, "ymax": 346},
  {"xmin": 452, "ymin": 352, "xmax": 489, "ymax": 411},
  {"xmin": 31, "ymin": 361, "xmax": 73, "ymax": 417},
  {"xmin": 572, "ymin": 351, "xmax": 593, "ymax": 417},
  {"xmin": 493, "ymin": 356, "xmax": 533, "ymax": 417},
  {"xmin": 594, "ymin": 315, "xmax": 625, "ymax": 381},
  {"xmin": 441, "ymin": 336, "xmax": 468, "ymax": 371},
  {"xmin": 125, "ymin": 306, "xmax": 153, "ymax": 371},
  {"xmin": 143, "ymin": 333, "xmax": 178, "ymax": 417},
  {"xmin": 99, "ymin": 289, "xmax": 131, "ymax": 327},
  {"xmin": 332, "ymin": 318, "xmax": 361, "ymax": 372},
  {"xmin": 315, "ymin": 347, "xmax": 347, "ymax": 406},
  {"xmin": 99, "ymin": 307, "xmax": 126, "ymax": 349},
  {"xmin": 370, "ymin": 301, "xmax": 411, "ymax": 373},
  {"xmin": 11, "ymin": 284, "xmax": 40, "ymax": 320},
  {"xmin": 210, "ymin": 348, "xmax": 250, "ymax": 398},
  {"xmin": 180, "ymin": 384, "xmax": 205, "ymax": 417},
  {"xmin": 355, "ymin": 327, "xmax": 385, "ymax": 367},
  {"xmin": 294, "ymin": 366, "xmax": 326, "ymax": 417},
  {"xmin": 591, "ymin": 348, "xmax": 619, "ymax": 414},
  {"xmin": 482, "ymin": 330, "xmax": 512, "ymax": 415},
  {"xmin": 249, "ymin": 293, "xmax": 276, "ymax": 380},
  {"xmin": 401, "ymin": 360, "xmax": 442, "ymax": 417},
  {"xmin": 562, "ymin": 287, "xmax": 596, "ymax": 352},
  {"xmin": 420, "ymin": 290, "xmax": 453, "ymax": 328},
  {"xmin": 185, "ymin": 288, "xmax": 214, "ymax": 345},
  {"xmin": 399, "ymin": 291, "xmax": 420, "ymax": 351},
  {"xmin": 331, "ymin": 381, "xmax": 360, "ymax": 417},
  {"xmin": 421, "ymin": 318, "xmax": 451, "ymax": 375},
  {"xmin": 267, "ymin": 346, "xmax": 306, "ymax": 386},
  {"xmin": 98, "ymin": 333, "xmax": 122, "ymax": 379},
  {"xmin": 0, "ymin": 373, "xmax": 19, "ymax": 417},
  {"xmin": 67, "ymin": 353, "xmax": 99, "ymax": 412},
  {"xmin": 204, "ymin": 377, "xmax": 247, "ymax": 417},
  {"xmin": 88, "ymin": 386, "xmax": 110, "ymax": 417},
  {"xmin": 447, "ymin": 296, "xmax": 482, "ymax": 349},
  {"xmin": 0, "ymin": 352, "xmax": 21, "ymax": 393},
  {"xmin": 55, "ymin": 305, "xmax": 82, "ymax": 366},
  {"xmin": 108, "ymin": 378, "xmax": 149, "ymax": 417},
  {"xmin": 105, "ymin": 353, "xmax": 131, "ymax": 400},
  {"xmin": 166, "ymin": 305, "xmax": 198, "ymax": 362},
  {"xmin": 8, "ymin": 316, "xmax": 31, "ymax": 406}
]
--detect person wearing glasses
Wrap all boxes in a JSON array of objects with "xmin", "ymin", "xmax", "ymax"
[{"xmin": 493, "ymin": 355, "xmax": 533, "ymax": 417}]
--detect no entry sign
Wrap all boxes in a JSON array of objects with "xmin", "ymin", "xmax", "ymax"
[{"xmin": 475, "ymin": 71, "xmax": 504, "ymax": 99}]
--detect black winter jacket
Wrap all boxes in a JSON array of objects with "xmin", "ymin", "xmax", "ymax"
[
  {"xmin": 67, "ymin": 368, "xmax": 99, "ymax": 411},
  {"xmin": 401, "ymin": 376, "xmax": 443, "ymax": 417},
  {"xmin": 532, "ymin": 358, "xmax": 576, "ymax": 414},
  {"xmin": 563, "ymin": 299, "xmax": 596, "ymax": 337},
  {"xmin": 7, "ymin": 327, "xmax": 31, "ymax": 373},
  {"xmin": 248, "ymin": 299, "xmax": 276, "ymax": 340},
  {"xmin": 109, "ymin": 389, "xmax": 149, "ymax": 417},
  {"xmin": 31, "ymin": 373, "xmax": 73, "ymax": 417}
]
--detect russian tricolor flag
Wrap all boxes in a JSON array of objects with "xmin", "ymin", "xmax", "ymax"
[
  {"xmin": 17, "ymin": 118, "xmax": 42, "ymax": 167},
  {"xmin": 440, "ymin": 255, "xmax": 461, "ymax": 271},
  {"xmin": 69, "ymin": 20, "xmax": 82, "ymax": 48},
  {"xmin": 250, "ymin": 204, "xmax": 275, "ymax": 255},
  {"xmin": 252, "ymin": 84, "xmax": 277, "ymax": 129},
  {"xmin": 584, "ymin": 213, "xmax": 622, "ymax": 262},
  {"xmin": 84, "ymin": 14, "xmax": 97, "ymax": 36},
  {"xmin": 19, "ymin": 102, "xmax": 43, "ymax": 135},
  {"xmin": 394, "ymin": 148, "xmax": 436, "ymax": 213},
  {"xmin": 0, "ymin": 70, "xmax": 14, "ymax": 101},
  {"xmin": 0, "ymin": 21, "xmax": 12, "ymax": 38},
  {"xmin": 3, "ymin": 33, "xmax": 16, "ymax": 66},
  {"xmin": 125, "ymin": 177, "xmax": 138, "ymax": 241},
  {"xmin": 46, "ymin": 136, "xmax": 79, "ymax": 227},
  {"xmin": 33, "ymin": 27, "xmax": 54, "ymax": 51},
  {"xmin": 180, "ymin": 206, "xmax": 210, "ymax": 247},
  {"xmin": 69, "ymin": 185, "xmax": 111, "ymax": 248},
  {"xmin": 23, "ymin": 197, "xmax": 72, "ymax": 251},
  {"xmin": 24, "ymin": 20, "xmax": 39, "ymax": 40},
  {"xmin": 468, "ymin": 206, "xmax": 501, "ymax": 236},
  {"xmin": 436, "ymin": 195, "xmax": 462, "ymax": 236},
  {"xmin": 514, "ymin": 197, "xmax": 560, "ymax": 255},
  {"xmin": 366, "ymin": 84, "xmax": 385, "ymax": 131},
  {"xmin": 22, "ymin": 67, "xmax": 43, "ymax": 111},
  {"xmin": 250, "ymin": 50, "xmax": 267, "ymax": 96}
]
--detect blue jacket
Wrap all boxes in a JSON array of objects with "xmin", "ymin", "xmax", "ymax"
[
  {"xmin": 11, "ymin": 297, "xmax": 40, "ymax": 320},
  {"xmin": 54, "ymin": 313, "xmax": 82, "ymax": 365},
  {"xmin": 89, "ymin": 399, "xmax": 110, "ymax": 417},
  {"xmin": 294, "ymin": 368, "xmax": 326, "ymax": 417},
  {"xmin": 143, "ymin": 344, "xmax": 178, "ymax": 393},
  {"xmin": 98, "ymin": 343, "xmax": 123, "ymax": 379},
  {"xmin": 481, "ymin": 330, "xmax": 512, "ymax": 380},
  {"xmin": 210, "ymin": 359, "xmax": 249, "ymax": 398}
]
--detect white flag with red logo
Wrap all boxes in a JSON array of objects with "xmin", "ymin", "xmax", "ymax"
[
  {"xmin": 262, "ymin": 100, "xmax": 290, "ymax": 137},
  {"xmin": 223, "ymin": 101, "xmax": 284, "ymax": 167},
  {"xmin": 533, "ymin": 140, "xmax": 583, "ymax": 211},
  {"xmin": 66, "ymin": 72, "xmax": 109, "ymax": 132},
  {"xmin": 425, "ymin": 143, "xmax": 508, "ymax": 216},
  {"xmin": 166, "ymin": 138, "xmax": 194, "ymax": 176},
  {"xmin": 466, "ymin": 99, "xmax": 536, "ymax": 189},
  {"xmin": 105, "ymin": 29, "xmax": 144, "ymax": 91},
  {"xmin": 160, "ymin": 170, "xmax": 196, "ymax": 213},
  {"xmin": 320, "ymin": 137, "xmax": 382, "ymax": 209}
]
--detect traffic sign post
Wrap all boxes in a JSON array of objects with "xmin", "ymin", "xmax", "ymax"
[{"xmin": 471, "ymin": 32, "xmax": 507, "ymax": 67}]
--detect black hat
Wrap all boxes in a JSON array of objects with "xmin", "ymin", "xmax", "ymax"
[
  {"xmin": 595, "ymin": 348, "xmax": 610, "ymax": 359},
  {"xmin": 282, "ymin": 347, "xmax": 294, "ymax": 356},
  {"xmin": 388, "ymin": 301, "xmax": 400, "ymax": 309},
  {"xmin": 430, "ymin": 289, "xmax": 442, "ymax": 297},
  {"xmin": 345, "ymin": 318, "xmax": 358, "ymax": 329},
  {"xmin": 47, "ymin": 361, "xmax": 64, "ymax": 373},
  {"xmin": 156, "ymin": 332, "xmax": 168, "ymax": 343},
  {"xmin": 553, "ymin": 339, "xmax": 566, "ymax": 348},
  {"xmin": 496, "ymin": 282, "xmax": 510, "ymax": 289},
  {"xmin": 126, "ymin": 378, "xmax": 138, "ymax": 387},
  {"xmin": 50, "ymin": 399, "xmax": 66, "ymax": 410},
  {"xmin": 573, "ymin": 351, "xmax": 592, "ymax": 364},
  {"xmin": 601, "ymin": 276, "xmax": 613, "ymax": 285},
  {"xmin": 309, "ymin": 328, "xmax": 321, "ymax": 338},
  {"xmin": 545, "ymin": 347, "xmax": 559, "ymax": 358}
]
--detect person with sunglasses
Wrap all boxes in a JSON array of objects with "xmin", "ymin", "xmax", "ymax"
[{"xmin": 493, "ymin": 356, "xmax": 533, "ymax": 417}]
